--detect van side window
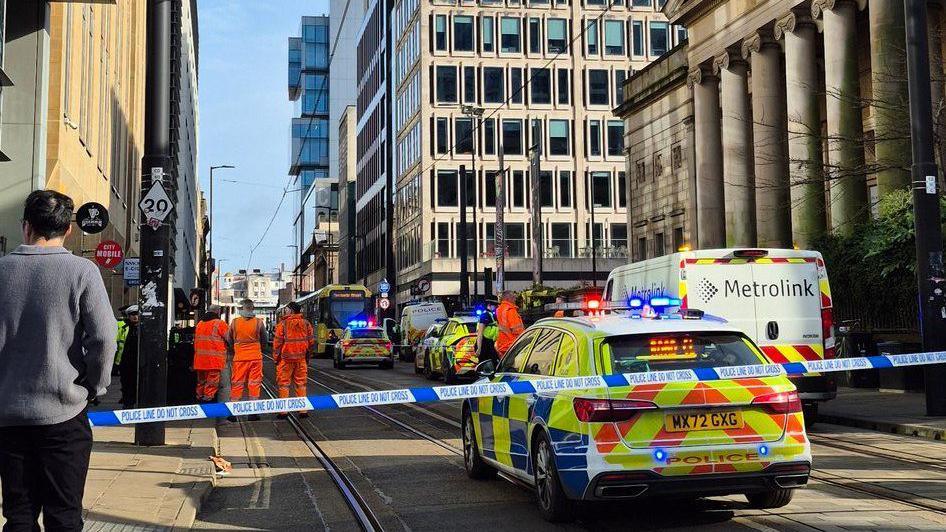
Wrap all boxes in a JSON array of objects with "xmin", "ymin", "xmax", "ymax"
[{"xmin": 604, "ymin": 279, "xmax": 613, "ymax": 301}]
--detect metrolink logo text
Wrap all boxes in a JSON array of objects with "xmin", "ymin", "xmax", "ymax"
[{"xmin": 724, "ymin": 279, "xmax": 815, "ymax": 298}]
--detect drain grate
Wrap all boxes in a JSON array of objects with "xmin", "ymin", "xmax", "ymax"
[{"xmin": 84, "ymin": 521, "xmax": 171, "ymax": 532}]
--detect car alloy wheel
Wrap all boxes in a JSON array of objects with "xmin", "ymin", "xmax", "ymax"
[
  {"xmin": 463, "ymin": 417, "xmax": 475, "ymax": 471},
  {"xmin": 535, "ymin": 440, "xmax": 554, "ymax": 512}
]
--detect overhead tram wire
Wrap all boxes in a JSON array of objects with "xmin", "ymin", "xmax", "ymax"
[
  {"xmin": 246, "ymin": 0, "xmax": 355, "ymax": 270},
  {"xmin": 411, "ymin": 0, "xmax": 621, "ymax": 178}
]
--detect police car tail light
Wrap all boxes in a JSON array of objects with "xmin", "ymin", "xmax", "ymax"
[
  {"xmin": 751, "ymin": 391, "xmax": 802, "ymax": 414},
  {"xmin": 822, "ymin": 307, "xmax": 836, "ymax": 359},
  {"xmin": 384, "ymin": 341, "xmax": 393, "ymax": 351},
  {"xmin": 573, "ymin": 398, "xmax": 657, "ymax": 423}
]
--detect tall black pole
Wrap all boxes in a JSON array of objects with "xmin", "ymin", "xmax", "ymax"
[
  {"xmin": 529, "ymin": 121, "xmax": 543, "ymax": 286},
  {"xmin": 905, "ymin": 0, "xmax": 946, "ymax": 416},
  {"xmin": 472, "ymin": 130, "xmax": 478, "ymax": 299},
  {"xmin": 459, "ymin": 164, "xmax": 470, "ymax": 304},
  {"xmin": 383, "ymin": 0, "xmax": 397, "ymax": 319},
  {"xmin": 590, "ymin": 176, "xmax": 598, "ymax": 287},
  {"xmin": 137, "ymin": 0, "xmax": 172, "ymax": 446}
]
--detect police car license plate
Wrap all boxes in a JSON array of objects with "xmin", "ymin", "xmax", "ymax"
[{"xmin": 665, "ymin": 411, "xmax": 744, "ymax": 432}]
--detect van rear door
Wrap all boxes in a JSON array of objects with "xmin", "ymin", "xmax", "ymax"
[
  {"xmin": 682, "ymin": 259, "xmax": 758, "ymax": 341},
  {"xmin": 748, "ymin": 258, "xmax": 823, "ymax": 363}
]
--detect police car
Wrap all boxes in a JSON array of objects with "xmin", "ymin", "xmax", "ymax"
[
  {"xmin": 422, "ymin": 315, "xmax": 480, "ymax": 384},
  {"xmin": 461, "ymin": 303, "xmax": 811, "ymax": 522},
  {"xmin": 333, "ymin": 322, "xmax": 394, "ymax": 369}
]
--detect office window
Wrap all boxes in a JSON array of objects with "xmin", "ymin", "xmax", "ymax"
[
  {"xmin": 618, "ymin": 171, "xmax": 627, "ymax": 207},
  {"xmin": 607, "ymin": 120, "xmax": 625, "ymax": 156},
  {"xmin": 588, "ymin": 222, "xmax": 604, "ymax": 250},
  {"xmin": 548, "ymin": 19, "xmax": 567, "ymax": 54},
  {"xmin": 435, "ymin": 15, "xmax": 447, "ymax": 51},
  {"xmin": 484, "ymin": 118, "xmax": 496, "ymax": 155},
  {"xmin": 529, "ymin": 18, "xmax": 541, "ymax": 54},
  {"xmin": 586, "ymin": 20, "xmax": 599, "ymax": 55},
  {"xmin": 654, "ymin": 232, "xmax": 665, "ymax": 257},
  {"xmin": 463, "ymin": 171, "xmax": 476, "ymax": 207},
  {"xmin": 530, "ymin": 68, "xmax": 551, "ymax": 104},
  {"xmin": 502, "ymin": 120, "xmax": 523, "ymax": 155},
  {"xmin": 482, "ymin": 16, "xmax": 495, "ymax": 53},
  {"xmin": 557, "ymin": 69, "xmax": 570, "ymax": 105},
  {"xmin": 437, "ymin": 222, "xmax": 451, "ymax": 257},
  {"xmin": 632, "ymin": 0, "xmax": 652, "ymax": 6},
  {"xmin": 676, "ymin": 25, "xmax": 688, "ymax": 45},
  {"xmin": 588, "ymin": 120, "xmax": 601, "ymax": 156},
  {"xmin": 512, "ymin": 170, "xmax": 525, "ymax": 208},
  {"xmin": 559, "ymin": 171, "xmax": 573, "ymax": 208},
  {"xmin": 484, "ymin": 67, "xmax": 505, "ymax": 103},
  {"xmin": 632, "ymin": 20, "xmax": 644, "ymax": 56},
  {"xmin": 587, "ymin": 0, "xmax": 605, "ymax": 5},
  {"xmin": 673, "ymin": 227, "xmax": 685, "ymax": 251},
  {"xmin": 590, "ymin": 171, "xmax": 612, "ymax": 208},
  {"xmin": 455, "ymin": 117, "xmax": 474, "ymax": 154},
  {"xmin": 540, "ymin": 171, "xmax": 554, "ymax": 207},
  {"xmin": 436, "ymin": 117, "xmax": 449, "ymax": 154},
  {"xmin": 510, "ymin": 68, "xmax": 524, "ymax": 104},
  {"xmin": 549, "ymin": 120, "xmax": 570, "ymax": 156},
  {"xmin": 615, "ymin": 70, "xmax": 627, "ymax": 106},
  {"xmin": 588, "ymin": 69, "xmax": 609, "ymax": 105},
  {"xmin": 501, "ymin": 17, "xmax": 521, "ymax": 53},
  {"xmin": 637, "ymin": 236, "xmax": 648, "ymax": 261},
  {"xmin": 464, "ymin": 66, "xmax": 476, "ymax": 103},
  {"xmin": 437, "ymin": 170, "xmax": 458, "ymax": 206},
  {"xmin": 485, "ymin": 171, "xmax": 497, "ymax": 207},
  {"xmin": 454, "ymin": 15, "xmax": 474, "ymax": 52},
  {"xmin": 650, "ymin": 21, "xmax": 669, "ymax": 56},
  {"xmin": 436, "ymin": 66, "xmax": 457, "ymax": 103},
  {"xmin": 550, "ymin": 223, "xmax": 573, "ymax": 257},
  {"xmin": 611, "ymin": 223, "xmax": 628, "ymax": 250},
  {"xmin": 604, "ymin": 20, "xmax": 625, "ymax": 56},
  {"xmin": 507, "ymin": 223, "xmax": 526, "ymax": 257}
]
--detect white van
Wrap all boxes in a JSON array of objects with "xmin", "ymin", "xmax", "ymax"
[
  {"xmin": 605, "ymin": 248, "xmax": 836, "ymax": 419},
  {"xmin": 399, "ymin": 301, "xmax": 448, "ymax": 361}
]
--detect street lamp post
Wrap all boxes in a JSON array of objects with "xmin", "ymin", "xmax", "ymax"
[
  {"xmin": 590, "ymin": 175, "xmax": 600, "ymax": 287},
  {"xmin": 215, "ymin": 258, "xmax": 227, "ymax": 305},
  {"xmin": 209, "ymin": 164, "xmax": 235, "ymax": 274},
  {"xmin": 462, "ymin": 105, "xmax": 484, "ymax": 298}
]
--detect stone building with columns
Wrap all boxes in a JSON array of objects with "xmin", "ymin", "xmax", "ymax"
[{"xmin": 617, "ymin": 0, "xmax": 938, "ymax": 259}]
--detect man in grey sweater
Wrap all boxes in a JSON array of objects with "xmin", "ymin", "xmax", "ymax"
[{"xmin": 0, "ymin": 190, "xmax": 117, "ymax": 532}]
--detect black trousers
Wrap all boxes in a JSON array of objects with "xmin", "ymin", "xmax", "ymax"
[{"xmin": 0, "ymin": 409, "xmax": 92, "ymax": 532}]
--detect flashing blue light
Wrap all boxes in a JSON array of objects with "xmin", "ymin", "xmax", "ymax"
[
  {"xmin": 476, "ymin": 309, "xmax": 484, "ymax": 316},
  {"xmin": 348, "ymin": 320, "xmax": 369, "ymax": 328},
  {"xmin": 759, "ymin": 445, "xmax": 769, "ymax": 457},
  {"xmin": 649, "ymin": 297, "xmax": 682, "ymax": 307},
  {"xmin": 628, "ymin": 298, "xmax": 644, "ymax": 309},
  {"xmin": 653, "ymin": 449, "xmax": 668, "ymax": 463}
]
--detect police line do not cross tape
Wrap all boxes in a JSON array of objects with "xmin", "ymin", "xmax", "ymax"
[{"xmin": 87, "ymin": 351, "xmax": 946, "ymax": 427}]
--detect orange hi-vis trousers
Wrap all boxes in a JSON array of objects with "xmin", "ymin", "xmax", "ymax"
[
  {"xmin": 196, "ymin": 370, "xmax": 222, "ymax": 401},
  {"xmin": 276, "ymin": 359, "xmax": 308, "ymax": 414},
  {"xmin": 230, "ymin": 359, "xmax": 263, "ymax": 401}
]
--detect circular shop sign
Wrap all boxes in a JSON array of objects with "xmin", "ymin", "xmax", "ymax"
[
  {"xmin": 416, "ymin": 278, "xmax": 431, "ymax": 294},
  {"xmin": 77, "ymin": 202, "xmax": 109, "ymax": 234},
  {"xmin": 94, "ymin": 240, "xmax": 124, "ymax": 269}
]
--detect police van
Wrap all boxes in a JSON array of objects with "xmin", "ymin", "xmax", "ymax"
[
  {"xmin": 399, "ymin": 301, "xmax": 448, "ymax": 361},
  {"xmin": 604, "ymin": 248, "xmax": 836, "ymax": 422}
]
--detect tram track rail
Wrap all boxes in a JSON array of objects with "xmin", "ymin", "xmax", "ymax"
[{"xmin": 258, "ymin": 375, "xmax": 384, "ymax": 532}]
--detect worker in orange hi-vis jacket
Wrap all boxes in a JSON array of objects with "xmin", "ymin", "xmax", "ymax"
[
  {"xmin": 225, "ymin": 299, "xmax": 269, "ymax": 422},
  {"xmin": 193, "ymin": 305, "xmax": 228, "ymax": 402},
  {"xmin": 274, "ymin": 301, "xmax": 315, "ymax": 418}
]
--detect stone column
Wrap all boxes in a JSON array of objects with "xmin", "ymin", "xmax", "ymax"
[
  {"xmin": 776, "ymin": 9, "xmax": 827, "ymax": 248},
  {"xmin": 743, "ymin": 30, "xmax": 792, "ymax": 248},
  {"xmin": 813, "ymin": 0, "xmax": 869, "ymax": 235},
  {"xmin": 688, "ymin": 64, "xmax": 725, "ymax": 249},
  {"xmin": 869, "ymin": 0, "xmax": 912, "ymax": 195},
  {"xmin": 714, "ymin": 49, "xmax": 756, "ymax": 247}
]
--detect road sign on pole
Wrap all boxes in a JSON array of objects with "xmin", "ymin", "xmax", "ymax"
[
  {"xmin": 379, "ymin": 298, "xmax": 391, "ymax": 310},
  {"xmin": 123, "ymin": 258, "xmax": 141, "ymax": 287},
  {"xmin": 139, "ymin": 180, "xmax": 174, "ymax": 228}
]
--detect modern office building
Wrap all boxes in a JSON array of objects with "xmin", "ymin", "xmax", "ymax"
[
  {"xmin": 389, "ymin": 0, "xmax": 683, "ymax": 304},
  {"xmin": 289, "ymin": 15, "xmax": 332, "ymax": 294},
  {"xmin": 170, "ymin": 0, "xmax": 205, "ymax": 295},
  {"xmin": 354, "ymin": 0, "xmax": 392, "ymax": 293}
]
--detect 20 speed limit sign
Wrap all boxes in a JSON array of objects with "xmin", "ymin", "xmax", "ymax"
[{"xmin": 139, "ymin": 182, "xmax": 174, "ymax": 226}]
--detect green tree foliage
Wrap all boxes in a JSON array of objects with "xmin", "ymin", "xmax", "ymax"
[{"xmin": 812, "ymin": 190, "xmax": 946, "ymax": 331}]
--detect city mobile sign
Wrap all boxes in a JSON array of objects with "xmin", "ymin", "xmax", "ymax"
[{"xmin": 94, "ymin": 240, "xmax": 124, "ymax": 269}]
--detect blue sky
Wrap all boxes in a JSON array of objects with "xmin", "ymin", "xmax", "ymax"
[{"xmin": 198, "ymin": 0, "xmax": 330, "ymax": 274}]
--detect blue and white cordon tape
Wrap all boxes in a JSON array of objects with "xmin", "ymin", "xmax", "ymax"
[{"xmin": 88, "ymin": 351, "xmax": 946, "ymax": 427}]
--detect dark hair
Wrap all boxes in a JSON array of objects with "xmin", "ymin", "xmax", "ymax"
[
  {"xmin": 23, "ymin": 190, "xmax": 74, "ymax": 240},
  {"xmin": 287, "ymin": 302, "xmax": 301, "ymax": 313}
]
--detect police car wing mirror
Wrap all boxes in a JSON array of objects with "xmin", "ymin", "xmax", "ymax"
[{"xmin": 475, "ymin": 360, "xmax": 496, "ymax": 378}]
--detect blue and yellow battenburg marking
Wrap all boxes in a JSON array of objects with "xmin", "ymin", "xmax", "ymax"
[{"xmin": 87, "ymin": 351, "xmax": 946, "ymax": 427}]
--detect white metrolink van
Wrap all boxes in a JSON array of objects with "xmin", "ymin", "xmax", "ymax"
[{"xmin": 604, "ymin": 248, "xmax": 836, "ymax": 421}]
